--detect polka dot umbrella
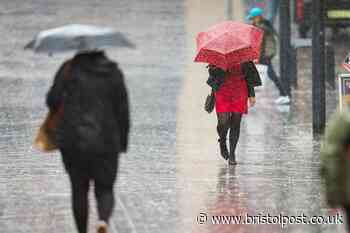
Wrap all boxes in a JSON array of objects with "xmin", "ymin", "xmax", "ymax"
[{"xmin": 194, "ymin": 21, "xmax": 263, "ymax": 70}]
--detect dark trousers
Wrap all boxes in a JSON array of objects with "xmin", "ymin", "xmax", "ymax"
[
  {"xmin": 61, "ymin": 149, "xmax": 119, "ymax": 233},
  {"xmin": 260, "ymin": 57, "xmax": 289, "ymax": 97}
]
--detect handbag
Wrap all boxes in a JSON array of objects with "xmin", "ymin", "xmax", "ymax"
[
  {"xmin": 34, "ymin": 111, "xmax": 59, "ymax": 152},
  {"xmin": 34, "ymin": 61, "xmax": 72, "ymax": 152},
  {"xmin": 204, "ymin": 89, "xmax": 215, "ymax": 113}
]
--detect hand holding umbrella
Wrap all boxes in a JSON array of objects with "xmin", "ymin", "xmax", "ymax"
[{"xmin": 195, "ymin": 21, "xmax": 263, "ymax": 165}]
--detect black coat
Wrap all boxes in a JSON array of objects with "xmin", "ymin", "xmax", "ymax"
[
  {"xmin": 242, "ymin": 61, "xmax": 262, "ymax": 88},
  {"xmin": 206, "ymin": 62, "xmax": 261, "ymax": 97},
  {"xmin": 46, "ymin": 51, "xmax": 130, "ymax": 154}
]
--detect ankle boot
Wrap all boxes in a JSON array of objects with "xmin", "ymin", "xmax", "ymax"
[
  {"xmin": 218, "ymin": 138, "xmax": 229, "ymax": 160},
  {"xmin": 228, "ymin": 153, "xmax": 237, "ymax": 165}
]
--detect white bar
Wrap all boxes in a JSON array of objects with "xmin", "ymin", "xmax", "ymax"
[{"xmin": 338, "ymin": 73, "xmax": 350, "ymax": 112}]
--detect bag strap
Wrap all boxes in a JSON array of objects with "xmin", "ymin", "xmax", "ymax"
[
  {"xmin": 63, "ymin": 59, "xmax": 73, "ymax": 80},
  {"xmin": 56, "ymin": 59, "xmax": 73, "ymax": 115}
]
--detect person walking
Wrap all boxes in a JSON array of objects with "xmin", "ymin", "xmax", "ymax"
[
  {"xmin": 247, "ymin": 7, "xmax": 291, "ymax": 105},
  {"xmin": 46, "ymin": 51, "xmax": 130, "ymax": 233},
  {"xmin": 207, "ymin": 62, "xmax": 261, "ymax": 165},
  {"xmin": 195, "ymin": 21, "xmax": 263, "ymax": 165}
]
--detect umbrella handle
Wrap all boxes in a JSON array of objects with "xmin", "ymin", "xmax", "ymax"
[{"xmin": 24, "ymin": 40, "xmax": 35, "ymax": 50}]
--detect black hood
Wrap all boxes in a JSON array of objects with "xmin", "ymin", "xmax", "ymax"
[{"xmin": 73, "ymin": 51, "xmax": 116, "ymax": 74}]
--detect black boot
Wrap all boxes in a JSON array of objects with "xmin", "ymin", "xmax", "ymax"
[
  {"xmin": 228, "ymin": 135, "xmax": 237, "ymax": 166},
  {"xmin": 218, "ymin": 138, "xmax": 229, "ymax": 160},
  {"xmin": 228, "ymin": 152, "xmax": 237, "ymax": 165}
]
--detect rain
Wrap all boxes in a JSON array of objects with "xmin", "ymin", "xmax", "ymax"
[{"xmin": 0, "ymin": 0, "xmax": 349, "ymax": 233}]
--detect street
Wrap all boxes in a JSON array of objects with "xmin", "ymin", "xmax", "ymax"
[
  {"xmin": 0, "ymin": 1, "xmax": 184, "ymax": 232},
  {"xmin": 0, "ymin": 0, "xmax": 347, "ymax": 232}
]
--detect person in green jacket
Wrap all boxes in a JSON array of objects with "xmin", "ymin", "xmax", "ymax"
[
  {"xmin": 247, "ymin": 7, "xmax": 291, "ymax": 105},
  {"xmin": 321, "ymin": 111, "xmax": 350, "ymax": 230}
]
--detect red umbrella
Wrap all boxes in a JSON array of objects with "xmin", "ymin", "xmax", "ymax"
[{"xmin": 194, "ymin": 21, "xmax": 263, "ymax": 70}]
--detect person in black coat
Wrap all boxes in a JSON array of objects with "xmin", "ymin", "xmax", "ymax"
[{"xmin": 46, "ymin": 51, "xmax": 129, "ymax": 233}]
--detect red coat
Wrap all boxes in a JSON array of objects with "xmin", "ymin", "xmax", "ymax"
[{"xmin": 214, "ymin": 64, "xmax": 248, "ymax": 114}]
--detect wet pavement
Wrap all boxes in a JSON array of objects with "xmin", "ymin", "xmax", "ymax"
[
  {"xmin": 177, "ymin": 1, "xmax": 347, "ymax": 233},
  {"xmin": 0, "ymin": 0, "xmax": 349, "ymax": 233},
  {"xmin": 0, "ymin": 1, "xmax": 184, "ymax": 232}
]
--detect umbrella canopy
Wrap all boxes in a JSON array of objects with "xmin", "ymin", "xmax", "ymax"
[
  {"xmin": 194, "ymin": 21, "xmax": 263, "ymax": 70},
  {"xmin": 25, "ymin": 24, "xmax": 134, "ymax": 54}
]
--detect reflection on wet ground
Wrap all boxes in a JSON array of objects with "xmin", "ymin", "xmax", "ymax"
[
  {"xmin": 175, "ymin": 0, "xmax": 349, "ymax": 233},
  {"xmin": 177, "ymin": 79, "xmax": 346, "ymax": 232}
]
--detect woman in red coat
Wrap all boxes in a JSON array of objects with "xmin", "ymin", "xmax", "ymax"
[{"xmin": 208, "ymin": 62, "xmax": 261, "ymax": 165}]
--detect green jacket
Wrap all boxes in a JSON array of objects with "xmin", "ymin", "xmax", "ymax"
[
  {"xmin": 254, "ymin": 19, "xmax": 277, "ymax": 60},
  {"xmin": 321, "ymin": 111, "xmax": 350, "ymax": 207}
]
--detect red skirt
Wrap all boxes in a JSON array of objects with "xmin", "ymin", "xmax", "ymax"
[{"xmin": 215, "ymin": 73, "xmax": 248, "ymax": 114}]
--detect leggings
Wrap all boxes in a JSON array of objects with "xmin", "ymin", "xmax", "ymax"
[
  {"xmin": 62, "ymin": 151, "xmax": 118, "ymax": 233},
  {"xmin": 217, "ymin": 112, "xmax": 242, "ymax": 155},
  {"xmin": 68, "ymin": 169, "xmax": 115, "ymax": 233}
]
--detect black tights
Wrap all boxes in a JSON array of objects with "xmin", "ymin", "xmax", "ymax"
[
  {"xmin": 217, "ymin": 112, "xmax": 242, "ymax": 155},
  {"xmin": 68, "ymin": 168, "xmax": 115, "ymax": 233},
  {"xmin": 69, "ymin": 170, "xmax": 89, "ymax": 233}
]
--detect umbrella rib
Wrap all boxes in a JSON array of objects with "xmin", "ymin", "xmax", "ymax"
[
  {"xmin": 198, "ymin": 30, "xmax": 230, "ymax": 48},
  {"xmin": 203, "ymin": 32, "xmax": 251, "ymax": 54},
  {"xmin": 195, "ymin": 21, "xmax": 263, "ymax": 69}
]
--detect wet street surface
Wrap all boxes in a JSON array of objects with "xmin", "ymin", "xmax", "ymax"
[
  {"xmin": 177, "ymin": 1, "xmax": 347, "ymax": 233},
  {"xmin": 0, "ymin": 0, "xmax": 349, "ymax": 233},
  {"xmin": 0, "ymin": 1, "xmax": 184, "ymax": 232}
]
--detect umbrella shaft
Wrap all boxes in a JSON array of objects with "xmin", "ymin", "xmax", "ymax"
[{"xmin": 225, "ymin": 0, "xmax": 233, "ymax": 20}]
